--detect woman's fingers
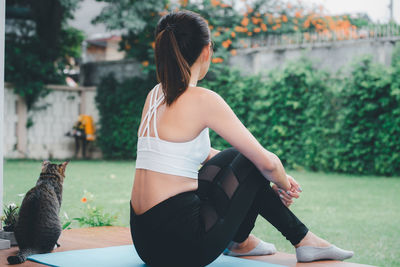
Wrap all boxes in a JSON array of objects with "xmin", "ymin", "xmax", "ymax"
[
  {"xmin": 287, "ymin": 190, "xmax": 300, "ymax": 199},
  {"xmin": 287, "ymin": 174, "xmax": 302, "ymax": 193},
  {"xmin": 282, "ymin": 198, "xmax": 293, "ymax": 207},
  {"xmin": 278, "ymin": 189, "xmax": 292, "ymax": 202}
]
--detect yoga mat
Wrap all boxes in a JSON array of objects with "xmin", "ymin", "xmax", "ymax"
[{"xmin": 28, "ymin": 245, "xmax": 287, "ymax": 267}]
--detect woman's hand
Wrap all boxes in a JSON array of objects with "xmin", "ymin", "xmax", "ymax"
[
  {"xmin": 287, "ymin": 174, "xmax": 302, "ymax": 197},
  {"xmin": 271, "ymin": 174, "xmax": 302, "ymax": 207}
]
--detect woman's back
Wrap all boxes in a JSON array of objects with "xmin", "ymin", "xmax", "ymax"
[{"xmin": 131, "ymin": 84, "xmax": 210, "ymax": 215}]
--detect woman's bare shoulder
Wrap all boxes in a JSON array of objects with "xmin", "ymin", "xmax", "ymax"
[{"xmin": 187, "ymin": 86, "xmax": 221, "ymax": 103}]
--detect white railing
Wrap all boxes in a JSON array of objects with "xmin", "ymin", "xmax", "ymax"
[{"xmin": 242, "ymin": 24, "xmax": 400, "ymax": 49}]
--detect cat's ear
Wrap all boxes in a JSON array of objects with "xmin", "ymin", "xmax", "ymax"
[
  {"xmin": 42, "ymin": 160, "xmax": 50, "ymax": 171},
  {"xmin": 62, "ymin": 161, "xmax": 69, "ymax": 168},
  {"xmin": 61, "ymin": 161, "xmax": 69, "ymax": 171}
]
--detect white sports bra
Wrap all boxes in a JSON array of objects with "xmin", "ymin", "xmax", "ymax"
[{"xmin": 135, "ymin": 83, "xmax": 211, "ymax": 179}]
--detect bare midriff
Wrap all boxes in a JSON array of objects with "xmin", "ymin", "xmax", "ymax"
[{"xmin": 130, "ymin": 168, "xmax": 198, "ymax": 215}]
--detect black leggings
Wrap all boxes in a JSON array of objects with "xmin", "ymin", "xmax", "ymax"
[{"xmin": 130, "ymin": 147, "xmax": 309, "ymax": 267}]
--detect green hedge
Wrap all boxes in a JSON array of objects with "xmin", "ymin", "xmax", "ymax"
[
  {"xmin": 95, "ymin": 73, "xmax": 157, "ymax": 159},
  {"xmin": 201, "ymin": 59, "xmax": 342, "ymax": 172},
  {"xmin": 95, "ymin": 55, "xmax": 400, "ymax": 176}
]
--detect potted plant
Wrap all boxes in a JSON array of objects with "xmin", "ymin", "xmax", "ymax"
[{"xmin": 0, "ymin": 203, "xmax": 19, "ymax": 246}]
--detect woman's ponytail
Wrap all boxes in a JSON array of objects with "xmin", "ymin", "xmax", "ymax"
[
  {"xmin": 154, "ymin": 11, "xmax": 211, "ymax": 106},
  {"xmin": 155, "ymin": 27, "xmax": 191, "ymax": 106}
]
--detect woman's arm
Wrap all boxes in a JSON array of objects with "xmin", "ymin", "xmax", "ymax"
[{"xmin": 198, "ymin": 88, "xmax": 290, "ymax": 191}]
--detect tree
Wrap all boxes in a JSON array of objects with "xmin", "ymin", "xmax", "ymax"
[{"xmin": 5, "ymin": 0, "xmax": 84, "ymax": 109}]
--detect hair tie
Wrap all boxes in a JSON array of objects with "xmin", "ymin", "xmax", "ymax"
[{"xmin": 165, "ymin": 24, "xmax": 176, "ymax": 32}]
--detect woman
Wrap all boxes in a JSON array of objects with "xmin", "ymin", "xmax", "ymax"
[{"xmin": 130, "ymin": 10, "xmax": 353, "ymax": 267}]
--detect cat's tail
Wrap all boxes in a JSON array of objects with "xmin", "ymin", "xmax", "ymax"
[{"xmin": 7, "ymin": 248, "xmax": 39, "ymax": 265}]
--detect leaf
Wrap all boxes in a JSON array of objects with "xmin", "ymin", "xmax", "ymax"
[{"xmin": 62, "ymin": 221, "xmax": 72, "ymax": 230}]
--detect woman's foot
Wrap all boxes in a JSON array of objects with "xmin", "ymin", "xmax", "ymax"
[
  {"xmin": 294, "ymin": 231, "xmax": 331, "ymax": 248},
  {"xmin": 295, "ymin": 231, "xmax": 354, "ymax": 262},
  {"xmin": 223, "ymin": 234, "xmax": 276, "ymax": 256}
]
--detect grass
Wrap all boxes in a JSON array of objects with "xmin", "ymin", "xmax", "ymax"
[{"xmin": 3, "ymin": 159, "xmax": 400, "ymax": 266}]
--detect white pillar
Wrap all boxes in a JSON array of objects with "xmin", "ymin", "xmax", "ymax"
[{"xmin": 0, "ymin": 0, "xmax": 5, "ymax": 216}]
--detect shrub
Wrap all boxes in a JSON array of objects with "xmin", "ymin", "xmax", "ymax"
[
  {"xmin": 248, "ymin": 59, "xmax": 335, "ymax": 170},
  {"xmin": 335, "ymin": 56, "xmax": 393, "ymax": 175},
  {"xmin": 95, "ymin": 56, "xmax": 400, "ymax": 176},
  {"xmin": 95, "ymin": 73, "xmax": 157, "ymax": 159}
]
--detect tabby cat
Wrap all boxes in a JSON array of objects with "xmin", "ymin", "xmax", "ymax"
[{"xmin": 7, "ymin": 161, "xmax": 69, "ymax": 265}]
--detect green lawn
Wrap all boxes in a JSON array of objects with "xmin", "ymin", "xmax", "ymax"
[{"xmin": 3, "ymin": 160, "xmax": 400, "ymax": 266}]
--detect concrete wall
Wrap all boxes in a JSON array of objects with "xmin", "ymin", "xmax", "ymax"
[
  {"xmin": 4, "ymin": 84, "xmax": 101, "ymax": 159},
  {"xmin": 80, "ymin": 58, "xmax": 141, "ymax": 86},
  {"xmin": 230, "ymin": 38, "xmax": 400, "ymax": 75},
  {"xmin": 80, "ymin": 38, "xmax": 400, "ymax": 87}
]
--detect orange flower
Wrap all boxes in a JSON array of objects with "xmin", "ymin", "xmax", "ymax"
[
  {"xmin": 287, "ymin": 3, "xmax": 292, "ymax": 9},
  {"xmin": 261, "ymin": 23, "xmax": 267, "ymax": 31},
  {"xmin": 209, "ymin": 25, "xmax": 214, "ymax": 30},
  {"xmin": 295, "ymin": 11, "xmax": 302, "ymax": 18},
  {"xmin": 251, "ymin": 17, "xmax": 260, "ymax": 25},
  {"xmin": 222, "ymin": 40, "xmax": 231, "ymax": 48},
  {"xmin": 211, "ymin": 0, "xmax": 220, "ymax": 7},
  {"xmin": 220, "ymin": 3, "xmax": 230, "ymax": 8},
  {"xmin": 247, "ymin": 32, "xmax": 253, "ymax": 36},
  {"xmin": 125, "ymin": 43, "xmax": 131, "ymax": 50},
  {"xmin": 180, "ymin": 0, "xmax": 188, "ymax": 7},
  {"xmin": 142, "ymin": 61, "xmax": 149, "ymax": 67},
  {"xmin": 234, "ymin": 26, "xmax": 248, "ymax": 32},
  {"xmin": 212, "ymin": 57, "xmax": 224, "ymax": 63},
  {"xmin": 253, "ymin": 27, "xmax": 261, "ymax": 33},
  {"xmin": 159, "ymin": 10, "xmax": 169, "ymax": 17},
  {"xmin": 81, "ymin": 197, "xmax": 87, "ymax": 203},
  {"xmin": 293, "ymin": 25, "xmax": 299, "ymax": 31},
  {"xmin": 213, "ymin": 31, "xmax": 221, "ymax": 37},
  {"xmin": 150, "ymin": 42, "xmax": 155, "ymax": 49},
  {"xmin": 241, "ymin": 17, "xmax": 249, "ymax": 27},
  {"xmin": 282, "ymin": 15, "xmax": 288, "ymax": 23},
  {"xmin": 230, "ymin": 49, "xmax": 237, "ymax": 56},
  {"xmin": 231, "ymin": 31, "xmax": 236, "ymax": 38}
]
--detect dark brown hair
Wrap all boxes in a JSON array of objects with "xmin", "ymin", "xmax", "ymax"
[{"xmin": 155, "ymin": 10, "xmax": 211, "ymax": 106}]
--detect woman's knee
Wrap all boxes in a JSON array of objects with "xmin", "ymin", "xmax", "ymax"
[
  {"xmin": 203, "ymin": 147, "xmax": 239, "ymax": 167},
  {"xmin": 230, "ymin": 153, "xmax": 260, "ymax": 183}
]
